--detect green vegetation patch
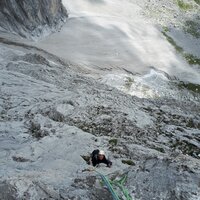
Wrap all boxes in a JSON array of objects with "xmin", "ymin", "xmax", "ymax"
[
  {"xmin": 163, "ymin": 26, "xmax": 170, "ymax": 33},
  {"xmin": 194, "ymin": 0, "xmax": 200, "ymax": 5},
  {"xmin": 177, "ymin": 0, "xmax": 193, "ymax": 10},
  {"xmin": 153, "ymin": 147, "xmax": 165, "ymax": 153},
  {"xmin": 124, "ymin": 77, "xmax": 134, "ymax": 90},
  {"xmin": 109, "ymin": 138, "xmax": 118, "ymax": 146},
  {"xmin": 184, "ymin": 20, "xmax": 200, "ymax": 38},
  {"xmin": 184, "ymin": 53, "xmax": 200, "ymax": 65},
  {"xmin": 177, "ymin": 81, "xmax": 200, "ymax": 93},
  {"xmin": 122, "ymin": 159, "xmax": 135, "ymax": 166}
]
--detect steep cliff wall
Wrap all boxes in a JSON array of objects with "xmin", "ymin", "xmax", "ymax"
[{"xmin": 0, "ymin": 0, "xmax": 67, "ymax": 39}]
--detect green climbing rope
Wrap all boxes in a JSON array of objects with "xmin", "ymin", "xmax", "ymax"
[
  {"xmin": 110, "ymin": 174, "xmax": 132, "ymax": 200},
  {"xmin": 96, "ymin": 170, "xmax": 120, "ymax": 200},
  {"xmin": 96, "ymin": 170, "xmax": 132, "ymax": 200}
]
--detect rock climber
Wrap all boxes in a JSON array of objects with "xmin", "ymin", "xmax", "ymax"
[{"xmin": 89, "ymin": 149, "xmax": 112, "ymax": 167}]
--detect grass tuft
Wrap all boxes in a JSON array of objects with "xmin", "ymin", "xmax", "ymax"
[
  {"xmin": 122, "ymin": 159, "xmax": 135, "ymax": 166},
  {"xmin": 163, "ymin": 26, "xmax": 169, "ymax": 33},
  {"xmin": 109, "ymin": 138, "xmax": 118, "ymax": 146}
]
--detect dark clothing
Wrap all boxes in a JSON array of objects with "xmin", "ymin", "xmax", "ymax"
[{"xmin": 91, "ymin": 149, "xmax": 112, "ymax": 167}]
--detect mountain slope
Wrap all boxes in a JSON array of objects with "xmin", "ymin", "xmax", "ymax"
[
  {"xmin": 0, "ymin": 34, "xmax": 200, "ymax": 200},
  {"xmin": 36, "ymin": 0, "xmax": 200, "ymax": 87},
  {"xmin": 0, "ymin": 0, "xmax": 200, "ymax": 200},
  {"xmin": 0, "ymin": 0, "xmax": 67, "ymax": 39}
]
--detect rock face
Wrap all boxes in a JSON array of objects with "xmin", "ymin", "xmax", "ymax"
[
  {"xmin": 0, "ymin": 38, "xmax": 199, "ymax": 199},
  {"xmin": 0, "ymin": 182, "xmax": 17, "ymax": 200},
  {"xmin": 127, "ymin": 157, "xmax": 200, "ymax": 200},
  {"xmin": 0, "ymin": 0, "xmax": 67, "ymax": 39},
  {"xmin": 0, "ymin": 0, "xmax": 200, "ymax": 200}
]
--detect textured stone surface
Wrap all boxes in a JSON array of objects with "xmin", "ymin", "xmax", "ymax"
[
  {"xmin": 0, "ymin": 0, "xmax": 200, "ymax": 199},
  {"xmin": 0, "ymin": 39, "xmax": 199, "ymax": 199},
  {"xmin": 0, "ymin": 182, "xmax": 17, "ymax": 200},
  {"xmin": 127, "ymin": 157, "xmax": 200, "ymax": 200},
  {"xmin": 0, "ymin": 0, "xmax": 67, "ymax": 39}
]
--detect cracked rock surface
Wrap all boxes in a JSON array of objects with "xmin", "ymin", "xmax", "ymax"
[
  {"xmin": 0, "ymin": 0, "xmax": 200, "ymax": 200},
  {"xmin": 0, "ymin": 37, "xmax": 200, "ymax": 199},
  {"xmin": 0, "ymin": 0, "xmax": 67, "ymax": 39}
]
